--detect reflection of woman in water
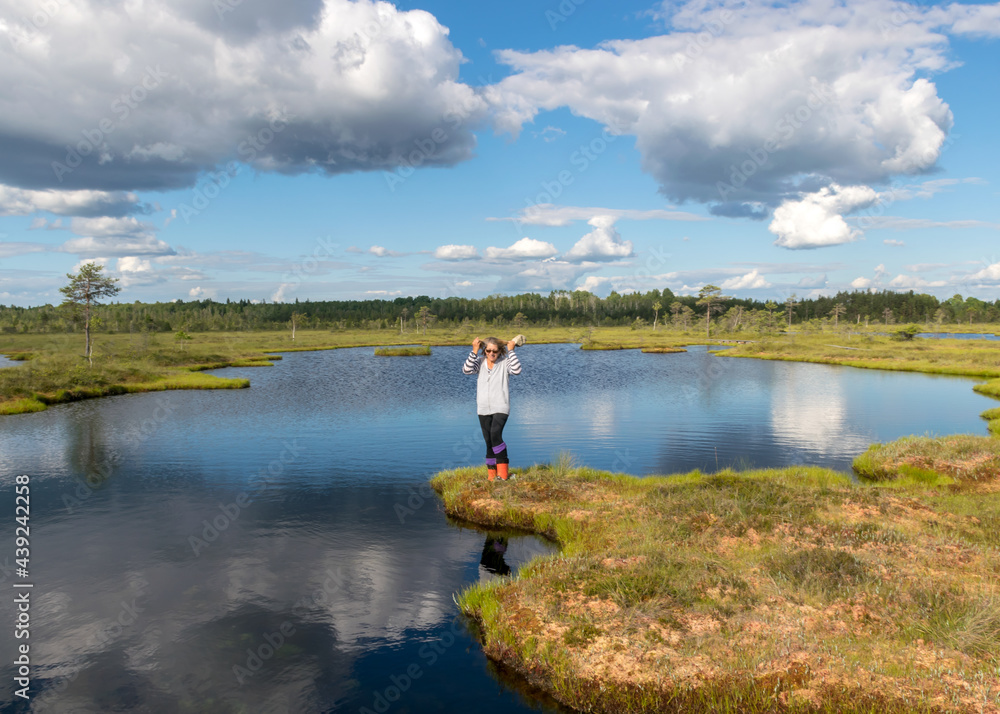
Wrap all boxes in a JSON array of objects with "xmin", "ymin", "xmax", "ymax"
[
  {"xmin": 479, "ymin": 535, "xmax": 511, "ymax": 581},
  {"xmin": 462, "ymin": 336, "xmax": 523, "ymax": 481}
]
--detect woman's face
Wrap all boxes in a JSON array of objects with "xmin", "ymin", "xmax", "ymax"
[{"xmin": 484, "ymin": 342, "xmax": 501, "ymax": 364}]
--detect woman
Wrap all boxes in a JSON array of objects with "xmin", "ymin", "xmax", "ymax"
[{"xmin": 462, "ymin": 336, "xmax": 523, "ymax": 481}]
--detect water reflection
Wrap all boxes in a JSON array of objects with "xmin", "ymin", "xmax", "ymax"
[
  {"xmin": 769, "ymin": 363, "xmax": 870, "ymax": 457},
  {"xmin": 480, "ymin": 535, "xmax": 512, "ymax": 582}
]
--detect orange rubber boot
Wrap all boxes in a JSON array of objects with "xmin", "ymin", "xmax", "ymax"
[
  {"xmin": 497, "ymin": 463, "xmax": 509, "ymax": 481},
  {"xmin": 487, "ymin": 466, "xmax": 497, "ymax": 481}
]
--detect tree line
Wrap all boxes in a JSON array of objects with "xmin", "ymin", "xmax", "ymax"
[{"xmin": 3, "ymin": 285, "xmax": 999, "ymax": 336}]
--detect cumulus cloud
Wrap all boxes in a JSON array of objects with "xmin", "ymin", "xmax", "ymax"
[
  {"xmin": 850, "ymin": 262, "xmax": 888, "ymax": 289},
  {"xmin": 485, "ymin": 237, "xmax": 558, "ymax": 260},
  {"xmin": 271, "ymin": 283, "xmax": 296, "ymax": 302},
  {"xmin": 888, "ymin": 274, "xmax": 946, "ymax": 289},
  {"xmin": 769, "ymin": 184, "xmax": 878, "ymax": 249},
  {"xmin": 369, "ymin": 246, "xmax": 401, "ymax": 257},
  {"xmin": 434, "ymin": 244, "xmax": 480, "ymax": 260},
  {"xmin": 578, "ymin": 275, "xmax": 611, "ymax": 293},
  {"xmin": 563, "ymin": 216, "xmax": 634, "ymax": 262},
  {"xmin": 0, "ymin": 0, "xmax": 486, "ymax": 191},
  {"xmin": 485, "ymin": 0, "xmax": 968, "ymax": 226},
  {"xmin": 189, "ymin": 286, "xmax": 217, "ymax": 299},
  {"xmin": 0, "ymin": 185, "xmax": 147, "ymax": 216},
  {"xmin": 502, "ymin": 259, "xmax": 598, "ymax": 292},
  {"xmin": 115, "ymin": 256, "xmax": 162, "ymax": 287},
  {"xmin": 57, "ymin": 216, "xmax": 175, "ymax": 257},
  {"xmin": 968, "ymin": 263, "xmax": 1000, "ymax": 283},
  {"xmin": 721, "ymin": 269, "xmax": 772, "ymax": 290}
]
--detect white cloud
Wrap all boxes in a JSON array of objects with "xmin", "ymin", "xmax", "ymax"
[
  {"xmin": 61, "ymin": 235, "xmax": 174, "ymax": 257},
  {"xmin": 434, "ymin": 244, "xmax": 480, "ymax": 260},
  {"xmin": 968, "ymin": 263, "xmax": 1000, "ymax": 283},
  {"xmin": 531, "ymin": 126, "xmax": 567, "ymax": 142},
  {"xmin": 189, "ymin": 286, "xmax": 216, "ymax": 299},
  {"xmin": 271, "ymin": 283, "xmax": 296, "ymax": 302},
  {"xmin": 486, "ymin": 0, "xmax": 961, "ymax": 218},
  {"xmin": 850, "ymin": 277, "xmax": 872, "ymax": 289},
  {"xmin": 797, "ymin": 274, "xmax": 828, "ymax": 288},
  {"xmin": 888, "ymin": 274, "xmax": 946, "ymax": 289},
  {"xmin": 0, "ymin": 185, "xmax": 145, "ymax": 217},
  {"xmin": 721, "ymin": 269, "xmax": 772, "ymax": 290},
  {"xmin": 769, "ymin": 184, "xmax": 878, "ymax": 249},
  {"xmin": 563, "ymin": 216, "xmax": 634, "ymax": 262},
  {"xmin": 71, "ymin": 257, "xmax": 111, "ymax": 272},
  {"xmin": 485, "ymin": 237, "xmax": 558, "ymax": 260},
  {"xmin": 503, "ymin": 259, "xmax": 599, "ymax": 292},
  {"xmin": 578, "ymin": 275, "xmax": 610, "ymax": 293},
  {"xmin": 115, "ymin": 256, "xmax": 161, "ymax": 287},
  {"xmin": 369, "ymin": 246, "xmax": 401, "ymax": 257},
  {"xmin": 884, "ymin": 239, "xmax": 906, "ymax": 247},
  {"xmin": 0, "ymin": 0, "xmax": 486, "ymax": 191},
  {"xmin": 493, "ymin": 204, "xmax": 706, "ymax": 227}
]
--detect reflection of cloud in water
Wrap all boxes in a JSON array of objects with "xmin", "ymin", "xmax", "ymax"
[
  {"xmin": 520, "ymin": 393, "xmax": 623, "ymax": 443},
  {"xmin": 770, "ymin": 365, "xmax": 870, "ymax": 455},
  {"xmin": 4, "ymin": 493, "xmax": 477, "ymax": 711}
]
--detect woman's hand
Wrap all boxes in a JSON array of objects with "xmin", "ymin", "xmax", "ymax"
[
  {"xmin": 472, "ymin": 337, "xmax": 482, "ymax": 354},
  {"xmin": 507, "ymin": 339, "xmax": 516, "ymax": 352}
]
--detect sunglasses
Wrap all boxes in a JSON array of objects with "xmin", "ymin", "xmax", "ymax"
[{"xmin": 484, "ymin": 348, "xmax": 499, "ymax": 354}]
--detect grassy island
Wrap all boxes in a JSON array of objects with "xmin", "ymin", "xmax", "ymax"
[
  {"xmin": 374, "ymin": 345, "xmax": 432, "ymax": 356},
  {"xmin": 641, "ymin": 346, "xmax": 688, "ymax": 354},
  {"xmin": 432, "ymin": 454, "xmax": 1000, "ymax": 713}
]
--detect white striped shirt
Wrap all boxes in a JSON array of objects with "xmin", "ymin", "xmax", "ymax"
[{"xmin": 463, "ymin": 349, "xmax": 522, "ymax": 414}]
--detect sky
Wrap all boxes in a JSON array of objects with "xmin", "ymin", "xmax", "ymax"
[{"xmin": 0, "ymin": 0, "xmax": 999, "ymax": 307}]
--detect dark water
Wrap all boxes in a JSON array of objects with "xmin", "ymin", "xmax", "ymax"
[
  {"xmin": 0, "ymin": 344, "xmax": 995, "ymax": 713},
  {"xmin": 918, "ymin": 332, "xmax": 1000, "ymax": 341}
]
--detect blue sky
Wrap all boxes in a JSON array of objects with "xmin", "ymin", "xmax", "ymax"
[{"xmin": 1, "ymin": 0, "xmax": 998, "ymax": 307}]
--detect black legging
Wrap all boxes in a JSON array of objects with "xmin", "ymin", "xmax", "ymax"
[{"xmin": 478, "ymin": 413, "xmax": 509, "ymax": 465}]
